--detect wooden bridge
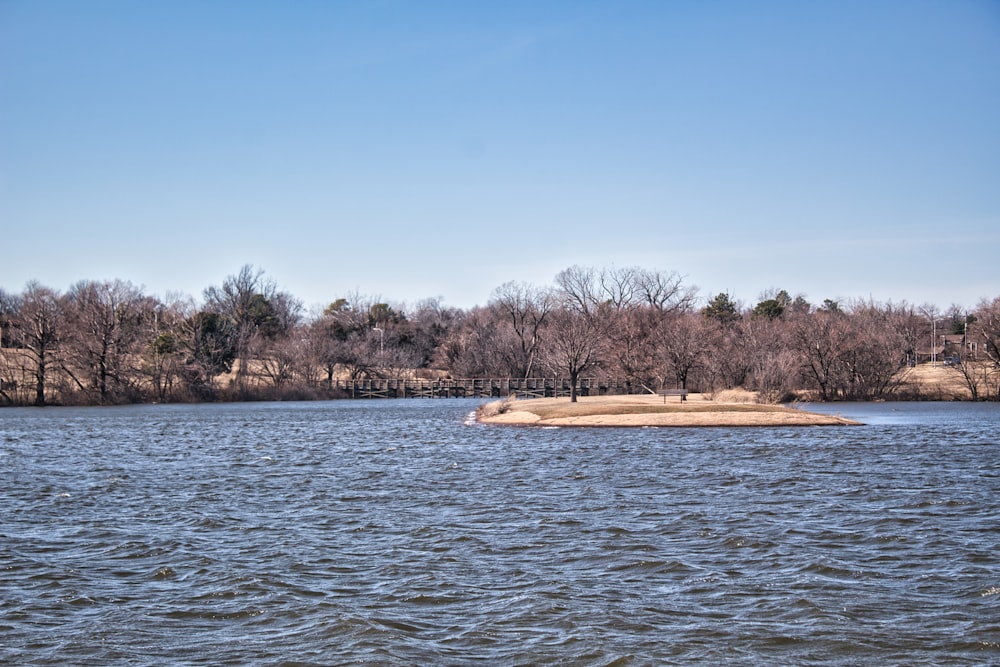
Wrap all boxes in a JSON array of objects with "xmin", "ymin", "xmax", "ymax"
[{"xmin": 334, "ymin": 378, "xmax": 636, "ymax": 399}]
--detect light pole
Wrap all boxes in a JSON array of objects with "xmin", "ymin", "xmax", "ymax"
[
  {"xmin": 964, "ymin": 314, "xmax": 976, "ymax": 360},
  {"xmin": 373, "ymin": 327, "xmax": 384, "ymax": 364},
  {"xmin": 932, "ymin": 318, "xmax": 937, "ymax": 364},
  {"xmin": 919, "ymin": 306, "xmax": 939, "ymax": 365}
]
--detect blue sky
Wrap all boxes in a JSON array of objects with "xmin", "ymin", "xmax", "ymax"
[{"xmin": 2, "ymin": 1, "xmax": 998, "ymax": 312}]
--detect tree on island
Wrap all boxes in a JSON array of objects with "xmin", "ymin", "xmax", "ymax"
[{"xmin": 541, "ymin": 306, "xmax": 606, "ymax": 402}]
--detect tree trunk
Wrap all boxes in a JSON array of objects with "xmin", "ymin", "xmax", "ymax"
[{"xmin": 34, "ymin": 347, "xmax": 46, "ymax": 406}]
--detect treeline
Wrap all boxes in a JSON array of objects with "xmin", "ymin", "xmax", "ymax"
[{"xmin": 2, "ymin": 264, "xmax": 999, "ymax": 406}]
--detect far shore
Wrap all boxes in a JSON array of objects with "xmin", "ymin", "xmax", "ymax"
[{"xmin": 476, "ymin": 393, "xmax": 862, "ymax": 427}]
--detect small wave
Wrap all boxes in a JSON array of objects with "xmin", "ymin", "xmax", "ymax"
[
  {"xmin": 402, "ymin": 593, "xmax": 464, "ymax": 606},
  {"xmin": 3, "ymin": 400, "xmax": 997, "ymax": 666},
  {"xmin": 372, "ymin": 616, "xmax": 429, "ymax": 633}
]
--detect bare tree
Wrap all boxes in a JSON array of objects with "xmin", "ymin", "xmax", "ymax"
[
  {"xmin": 839, "ymin": 300, "xmax": 910, "ymax": 400},
  {"xmin": 406, "ymin": 297, "xmax": 463, "ymax": 370},
  {"xmin": 0, "ymin": 288, "xmax": 21, "ymax": 404},
  {"xmin": 655, "ymin": 311, "xmax": 710, "ymax": 392},
  {"xmin": 62, "ymin": 279, "xmax": 147, "ymax": 403},
  {"xmin": 203, "ymin": 265, "xmax": 277, "ymax": 389},
  {"xmin": 633, "ymin": 268, "xmax": 697, "ymax": 312},
  {"xmin": 8, "ymin": 282, "xmax": 66, "ymax": 405},
  {"xmin": 179, "ymin": 307, "xmax": 237, "ymax": 398},
  {"xmin": 608, "ymin": 306, "xmax": 660, "ymax": 391},
  {"xmin": 555, "ymin": 265, "xmax": 601, "ymax": 315},
  {"xmin": 740, "ymin": 314, "xmax": 795, "ymax": 401},
  {"xmin": 953, "ymin": 354, "xmax": 989, "ymax": 400},
  {"xmin": 140, "ymin": 294, "xmax": 189, "ymax": 402},
  {"xmin": 439, "ymin": 306, "xmax": 510, "ymax": 378},
  {"xmin": 597, "ymin": 266, "xmax": 641, "ymax": 310},
  {"xmin": 701, "ymin": 317, "xmax": 753, "ymax": 391},
  {"xmin": 203, "ymin": 265, "xmax": 299, "ymax": 390},
  {"xmin": 789, "ymin": 308, "xmax": 851, "ymax": 401},
  {"xmin": 598, "ymin": 268, "xmax": 697, "ymax": 390},
  {"xmin": 307, "ymin": 293, "xmax": 393, "ymax": 381},
  {"xmin": 257, "ymin": 330, "xmax": 303, "ymax": 389},
  {"xmin": 977, "ymin": 297, "xmax": 1000, "ymax": 367},
  {"xmin": 890, "ymin": 302, "xmax": 925, "ymax": 368},
  {"xmin": 558, "ymin": 265, "xmax": 696, "ymax": 314},
  {"xmin": 303, "ymin": 314, "xmax": 345, "ymax": 390},
  {"xmin": 489, "ymin": 281, "xmax": 553, "ymax": 378},
  {"xmin": 541, "ymin": 306, "xmax": 608, "ymax": 402},
  {"xmin": 969, "ymin": 297, "xmax": 1000, "ymax": 399}
]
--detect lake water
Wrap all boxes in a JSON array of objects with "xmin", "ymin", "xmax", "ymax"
[{"xmin": 2, "ymin": 399, "xmax": 999, "ymax": 666}]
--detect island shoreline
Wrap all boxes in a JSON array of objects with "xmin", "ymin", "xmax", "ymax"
[{"xmin": 476, "ymin": 393, "xmax": 862, "ymax": 428}]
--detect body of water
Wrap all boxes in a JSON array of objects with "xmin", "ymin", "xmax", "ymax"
[{"xmin": 2, "ymin": 399, "xmax": 999, "ymax": 665}]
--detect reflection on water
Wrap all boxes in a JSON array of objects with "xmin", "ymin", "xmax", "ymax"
[
  {"xmin": 2, "ymin": 399, "xmax": 999, "ymax": 665},
  {"xmin": 802, "ymin": 400, "xmax": 1000, "ymax": 429}
]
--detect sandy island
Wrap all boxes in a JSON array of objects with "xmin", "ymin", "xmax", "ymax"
[{"xmin": 476, "ymin": 392, "xmax": 862, "ymax": 427}]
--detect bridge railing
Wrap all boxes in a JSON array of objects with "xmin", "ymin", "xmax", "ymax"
[{"xmin": 333, "ymin": 378, "xmax": 637, "ymax": 399}]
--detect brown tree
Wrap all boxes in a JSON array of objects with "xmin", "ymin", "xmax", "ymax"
[
  {"xmin": 541, "ymin": 306, "xmax": 608, "ymax": 402},
  {"xmin": 140, "ymin": 295, "xmax": 189, "ymax": 402},
  {"xmin": 407, "ymin": 298, "xmax": 464, "ymax": 370},
  {"xmin": 977, "ymin": 297, "xmax": 1000, "ymax": 366},
  {"xmin": 203, "ymin": 265, "xmax": 291, "ymax": 390},
  {"xmin": 4, "ymin": 282, "xmax": 65, "ymax": 405},
  {"xmin": 62, "ymin": 279, "xmax": 147, "ymax": 403},
  {"xmin": 969, "ymin": 297, "xmax": 1000, "ymax": 399},
  {"xmin": 609, "ymin": 306, "xmax": 661, "ymax": 391},
  {"xmin": 632, "ymin": 267, "xmax": 698, "ymax": 312},
  {"xmin": 741, "ymin": 314, "xmax": 796, "ymax": 401},
  {"xmin": 789, "ymin": 308, "xmax": 851, "ymax": 400},
  {"xmin": 489, "ymin": 281, "xmax": 553, "ymax": 378},
  {"xmin": 655, "ymin": 311, "xmax": 710, "ymax": 392},
  {"xmin": 439, "ymin": 306, "xmax": 510, "ymax": 378},
  {"xmin": 838, "ymin": 301, "xmax": 910, "ymax": 400},
  {"xmin": 701, "ymin": 311, "xmax": 752, "ymax": 391}
]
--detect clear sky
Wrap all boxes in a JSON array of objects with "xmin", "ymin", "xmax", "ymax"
[{"xmin": 2, "ymin": 1, "xmax": 998, "ymax": 313}]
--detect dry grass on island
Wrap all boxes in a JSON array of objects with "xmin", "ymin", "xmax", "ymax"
[{"xmin": 476, "ymin": 390, "xmax": 861, "ymax": 427}]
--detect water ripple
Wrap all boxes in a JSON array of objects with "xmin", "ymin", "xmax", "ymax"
[{"xmin": 1, "ymin": 400, "xmax": 998, "ymax": 665}]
